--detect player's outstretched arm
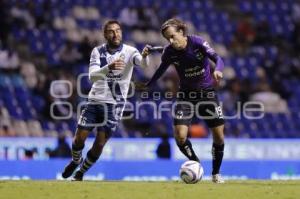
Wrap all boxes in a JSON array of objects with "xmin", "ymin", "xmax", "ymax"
[
  {"xmin": 146, "ymin": 61, "xmax": 170, "ymax": 86},
  {"xmin": 145, "ymin": 47, "xmax": 171, "ymax": 86}
]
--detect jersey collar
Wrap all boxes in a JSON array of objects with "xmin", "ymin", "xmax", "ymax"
[{"xmin": 105, "ymin": 43, "xmax": 123, "ymax": 54}]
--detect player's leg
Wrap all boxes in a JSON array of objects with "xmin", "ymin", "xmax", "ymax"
[
  {"xmin": 210, "ymin": 124, "xmax": 225, "ymax": 183},
  {"xmin": 73, "ymin": 103, "xmax": 121, "ymax": 180},
  {"xmin": 73, "ymin": 130, "xmax": 111, "ymax": 180},
  {"xmin": 197, "ymin": 90, "xmax": 225, "ymax": 183},
  {"xmin": 62, "ymin": 128, "xmax": 89, "ymax": 178},
  {"xmin": 174, "ymin": 124, "xmax": 199, "ymax": 162},
  {"xmin": 174, "ymin": 100, "xmax": 199, "ymax": 161},
  {"xmin": 62, "ymin": 103, "xmax": 97, "ymax": 179}
]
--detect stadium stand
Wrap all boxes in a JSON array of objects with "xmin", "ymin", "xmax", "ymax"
[{"xmin": 0, "ymin": 0, "xmax": 299, "ymax": 138}]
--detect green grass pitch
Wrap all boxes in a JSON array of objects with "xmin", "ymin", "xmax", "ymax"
[{"xmin": 1, "ymin": 180, "xmax": 299, "ymax": 199}]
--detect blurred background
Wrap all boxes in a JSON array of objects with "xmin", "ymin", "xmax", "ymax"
[{"xmin": 0, "ymin": 0, "xmax": 300, "ymax": 180}]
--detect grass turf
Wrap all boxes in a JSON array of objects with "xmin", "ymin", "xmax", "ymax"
[{"xmin": 0, "ymin": 180, "xmax": 299, "ymax": 199}]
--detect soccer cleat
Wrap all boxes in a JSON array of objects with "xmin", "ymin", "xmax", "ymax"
[
  {"xmin": 72, "ymin": 170, "xmax": 84, "ymax": 181},
  {"xmin": 62, "ymin": 159, "xmax": 83, "ymax": 179},
  {"xmin": 212, "ymin": 174, "xmax": 225, "ymax": 183}
]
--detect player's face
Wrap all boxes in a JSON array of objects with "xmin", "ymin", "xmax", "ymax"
[
  {"xmin": 104, "ymin": 23, "xmax": 122, "ymax": 47},
  {"xmin": 163, "ymin": 26, "xmax": 187, "ymax": 50}
]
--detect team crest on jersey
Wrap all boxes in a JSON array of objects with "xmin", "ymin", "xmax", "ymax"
[
  {"xmin": 194, "ymin": 49, "xmax": 204, "ymax": 60},
  {"xmin": 119, "ymin": 53, "xmax": 125, "ymax": 60},
  {"xmin": 195, "ymin": 52, "xmax": 204, "ymax": 60}
]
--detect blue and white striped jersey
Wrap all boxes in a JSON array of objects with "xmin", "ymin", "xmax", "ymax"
[{"xmin": 88, "ymin": 43, "xmax": 148, "ymax": 104}]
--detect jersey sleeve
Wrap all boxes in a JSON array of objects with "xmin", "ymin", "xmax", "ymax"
[
  {"xmin": 130, "ymin": 48, "xmax": 149, "ymax": 68},
  {"xmin": 89, "ymin": 47, "xmax": 101, "ymax": 67},
  {"xmin": 197, "ymin": 38, "xmax": 224, "ymax": 72},
  {"xmin": 88, "ymin": 47, "xmax": 110, "ymax": 82}
]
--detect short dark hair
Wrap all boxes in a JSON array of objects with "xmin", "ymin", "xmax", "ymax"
[
  {"xmin": 103, "ymin": 20, "xmax": 122, "ymax": 33},
  {"xmin": 161, "ymin": 18, "xmax": 187, "ymax": 36}
]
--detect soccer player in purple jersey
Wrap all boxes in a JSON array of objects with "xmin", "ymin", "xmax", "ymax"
[{"xmin": 146, "ymin": 19, "xmax": 225, "ymax": 183}]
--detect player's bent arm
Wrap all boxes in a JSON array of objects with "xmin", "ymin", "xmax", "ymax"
[
  {"xmin": 88, "ymin": 65, "xmax": 109, "ymax": 82},
  {"xmin": 201, "ymin": 41, "xmax": 224, "ymax": 72},
  {"xmin": 212, "ymin": 56, "xmax": 224, "ymax": 72},
  {"xmin": 88, "ymin": 47, "xmax": 111, "ymax": 82}
]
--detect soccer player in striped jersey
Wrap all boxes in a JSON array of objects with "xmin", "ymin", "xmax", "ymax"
[
  {"xmin": 62, "ymin": 20, "xmax": 151, "ymax": 181},
  {"xmin": 146, "ymin": 18, "xmax": 226, "ymax": 183}
]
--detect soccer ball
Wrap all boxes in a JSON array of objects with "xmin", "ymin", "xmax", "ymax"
[{"xmin": 179, "ymin": 160, "xmax": 204, "ymax": 184}]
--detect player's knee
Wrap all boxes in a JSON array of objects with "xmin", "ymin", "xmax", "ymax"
[
  {"xmin": 104, "ymin": 131, "xmax": 112, "ymax": 139},
  {"xmin": 174, "ymin": 131, "xmax": 187, "ymax": 146},
  {"xmin": 74, "ymin": 129, "xmax": 89, "ymax": 144},
  {"xmin": 174, "ymin": 125, "xmax": 188, "ymax": 137},
  {"xmin": 211, "ymin": 125, "xmax": 225, "ymax": 145},
  {"xmin": 175, "ymin": 137, "xmax": 186, "ymax": 146},
  {"xmin": 213, "ymin": 135, "xmax": 224, "ymax": 145},
  {"xmin": 97, "ymin": 142, "xmax": 106, "ymax": 150},
  {"xmin": 92, "ymin": 140, "xmax": 107, "ymax": 153}
]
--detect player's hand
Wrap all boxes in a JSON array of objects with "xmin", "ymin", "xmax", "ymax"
[
  {"xmin": 213, "ymin": 71, "xmax": 223, "ymax": 82},
  {"xmin": 108, "ymin": 59, "xmax": 125, "ymax": 70},
  {"xmin": 134, "ymin": 82, "xmax": 148, "ymax": 92},
  {"xmin": 141, "ymin": 44, "xmax": 151, "ymax": 58}
]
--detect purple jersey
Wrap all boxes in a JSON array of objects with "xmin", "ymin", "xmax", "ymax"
[{"xmin": 147, "ymin": 35, "xmax": 224, "ymax": 90}]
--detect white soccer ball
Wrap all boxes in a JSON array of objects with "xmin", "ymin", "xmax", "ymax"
[{"xmin": 179, "ymin": 160, "xmax": 204, "ymax": 184}]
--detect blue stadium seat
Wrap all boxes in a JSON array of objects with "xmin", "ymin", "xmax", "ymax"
[
  {"xmin": 31, "ymin": 95, "xmax": 45, "ymax": 112},
  {"xmin": 67, "ymin": 119, "xmax": 77, "ymax": 133},
  {"xmin": 2, "ymin": 0, "xmax": 299, "ymax": 138}
]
